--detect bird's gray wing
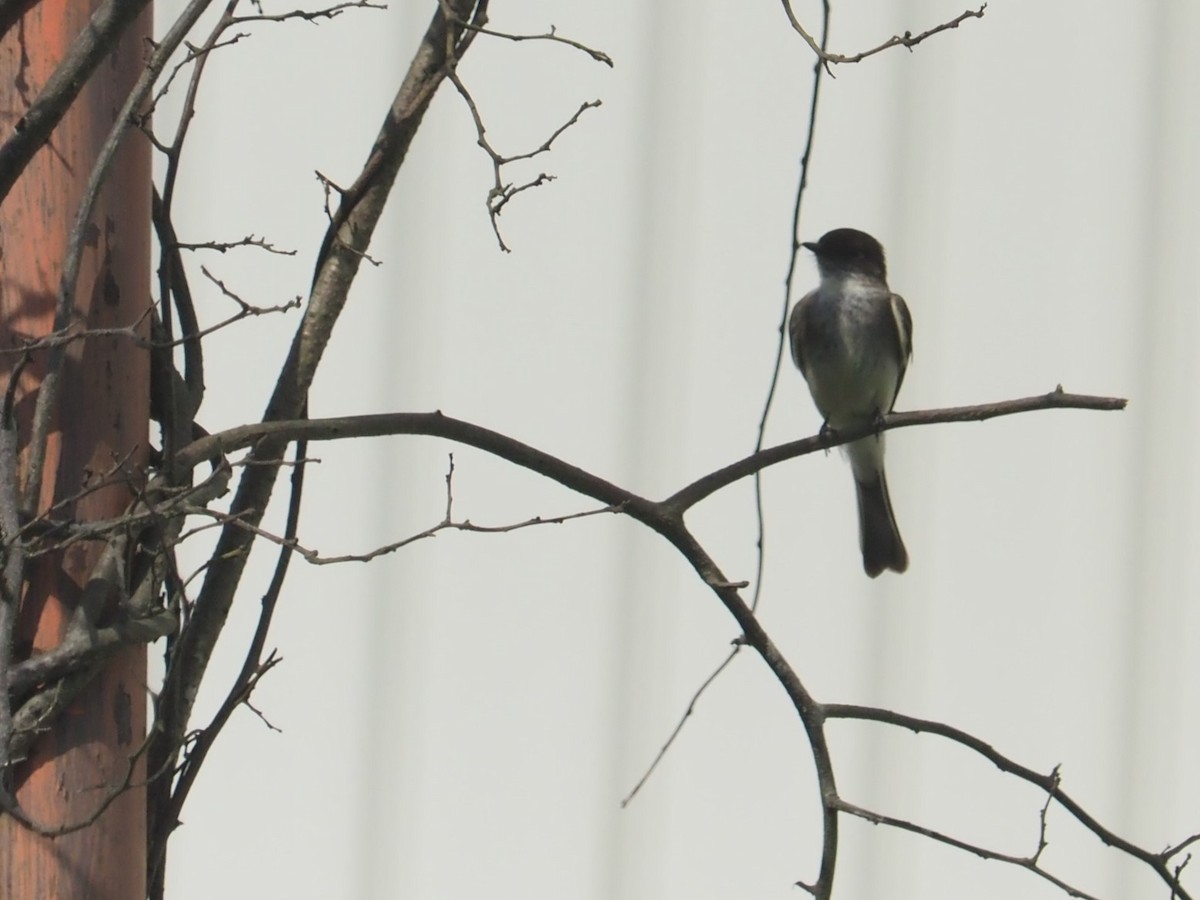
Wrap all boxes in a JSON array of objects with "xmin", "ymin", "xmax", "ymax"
[
  {"xmin": 887, "ymin": 292, "xmax": 913, "ymax": 409},
  {"xmin": 788, "ymin": 290, "xmax": 817, "ymax": 377}
]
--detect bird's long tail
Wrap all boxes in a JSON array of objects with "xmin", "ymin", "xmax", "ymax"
[{"xmin": 855, "ymin": 469, "xmax": 908, "ymax": 577}]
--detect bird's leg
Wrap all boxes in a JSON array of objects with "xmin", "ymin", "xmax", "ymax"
[
  {"xmin": 818, "ymin": 420, "xmax": 838, "ymax": 455},
  {"xmin": 870, "ymin": 409, "xmax": 889, "ymax": 437}
]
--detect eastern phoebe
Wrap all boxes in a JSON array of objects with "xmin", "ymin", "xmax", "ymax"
[{"xmin": 789, "ymin": 228, "xmax": 912, "ymax": 577}]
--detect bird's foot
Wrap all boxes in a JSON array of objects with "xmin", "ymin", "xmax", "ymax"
[{"xmin": 818, "ymin": 421, "xmax": 838, "ymax": 454}]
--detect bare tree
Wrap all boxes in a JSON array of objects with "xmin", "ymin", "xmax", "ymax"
[{"xmin": 0, "ymin": 2, "xmax": 1191, "ymax": 899}]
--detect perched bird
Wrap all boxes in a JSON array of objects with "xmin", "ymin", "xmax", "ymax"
[{"xmin": 789, "ymin": 228, "xmax": 913, "ymax": 577}]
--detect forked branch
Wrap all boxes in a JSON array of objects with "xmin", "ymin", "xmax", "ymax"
[{"xmin": 781, "ymin": 2, "xmax": 987, "ymax": 70}]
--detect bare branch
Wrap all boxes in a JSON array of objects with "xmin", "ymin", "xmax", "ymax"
[
  {"xmin": 8, "ymin": 612, "xmax": 177, "ymax": 699},
  {"xmin": 163, "ymin": 390, "xmax": 1123, "ymax": 512},
  {"xmin": 146, "ymin": 3, "xmax": 265, "ymax": 498},
  {"xmin": 159, "ymin": 390, "xmax": 1125, "ymax": 900},
  {"xmin": 1178, "ymin": 856, "xmax": 1194, "ymax": 892},
  {"xmin": 449, "ymin": 67, "xmax": 601, "ymax": 251},
  {"xmin": 242, "ymin": 499, "xmax": 622, "ymax": 565},
  {"xmin": 781, "ymin": 2, "xmax": 986, "ymax": 69},
  {"xmin": 825, "ymin": 704, "xmax": 1193, "ymax": 899},
  {"xmin": 231, "ymin": 0, "xmax": 386, "ymax": 25},
  {"xmin": 151, "ymin": 31, "xmax": 250, "ymax": 109},
  {"xmin": 1031, "ymin": 765, "xmax": 1061, "ymax": 865},
  {"xmin": 0, "ymin": 305, "xmax": 155, "ymax": 356},
  {"xmin": 749, "ymin": 0, "xmax": 829, "ymax": 650},
  {"xmin": 667, "ymin": 388, "xmax": 1126, "ymax": 512},
  {"xmin": 199, "ymin": 266, "xmax": 304, "ymax": 316},
  {"xmin": 173, "ymin": 235, "xmax": 297, "ymax": 256},
  {"xmin": 6, "ymin": 668, "xmax": 97, "ymax": 772},
  {"xmin": 663, "ymin": 526, "xmax": 839, "ymax": 898},
  {"xmin": 832, "ymin": 797, "xmax": 1103, "ymax": 900},
  {"xmin": 621, "ymin": 644, "xmax": 742, "ymax": 807},
  {"xmin": 0, "ymin": 293, "xmax": 296, "ymax": 359},
  {"xmin": 149, "ymin": 1, "xmax": 384, "ymax": 112},
  {"xmin": 453, "ymin": 18, "xmax": 612, "ymax": 66},
  {"xmin": 144, "ymin": 392, "xmax": 1127, "ymax": 609},
  {"xmin": 1167, "ymin": 833, "xmax": 1200, "ymax": 862},
  {"xmin": 188, "ymin": 454, "xmax": 622, "ymax": 565}
]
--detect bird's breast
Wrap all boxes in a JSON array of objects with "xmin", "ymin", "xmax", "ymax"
[{"xmin": 799, "ymin": 287, "xmax": 903, "ymax": 427}]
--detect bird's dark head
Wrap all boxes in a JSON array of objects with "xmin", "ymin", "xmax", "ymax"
[{"xmin": 802, "ymin": 228, "xmax": 887, "ymax": 281}]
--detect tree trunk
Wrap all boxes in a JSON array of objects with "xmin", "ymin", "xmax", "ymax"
[{"xmin": 0, "ymin": 3, "xmax": 151, "ymax": 898}]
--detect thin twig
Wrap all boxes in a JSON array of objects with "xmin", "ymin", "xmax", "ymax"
[
  {"xmin": 198, "ymin": 266, "xmax": 304, "ymax": 316},
  {"xmin": 173, "ymin": 235, "xmax": 296, "ymax": 255},
  {"xmin": 780, "ymin": 2, "xmax": 986, "ymax": 70},
  {"xmin": 1031, "ymin": 765, "xmax": 1061, "ymax": 865},
  {"xmin": 1166, "ymin": 833, "xmax": 1200, "ymax": 861},
  {"xmin": 832, "ymin": 797, "xmax": 1103, "ymax": 900},
  {"xmin": 186, "ymin": 456, "xmax": 622, "ymax": 565},
  {"xmin": 753, "ymin": 0, "xmax": 829, "ymax": 611},
  {"xmin": 231, "ymin": 0, "xmax": 385, "ymax": 25},
  {"xmin": 457, "ymin": 21, "xmax": 612, "ymax": 66},
  {"xmin": 620, "ymin": 644, "xmax": 741, "ymax": 807},
  {"xmin": 825, "ymin": 704, "xmax": 1192, "ymax": 899},
  {"xmin": 0, "ymin": 298, "xmax": 295, "ymax": 358},
  {"xmin": 449, "ymin": 67, "xmax": 600, "ymax": 251}
]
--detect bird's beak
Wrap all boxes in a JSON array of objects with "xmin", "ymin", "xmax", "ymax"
[{"xmin": 801, "ymin": 241, "xmax": 819, "ymax": 253}]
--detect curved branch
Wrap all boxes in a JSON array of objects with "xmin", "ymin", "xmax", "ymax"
[
  {"xmin": 171, "ymin": 390, "xmax": 1127, "ymax": 514},
  {"xmin": 173, "ymin": 409, "xmax": 642, "ymax": 508},
  {"xmin": 161, "ymin": 389, "xmax": 1123, "ymax": 900},
  {"xmin": 826, "ymin": 704, "xmax": 1192, "ymax": 900},
  {"xmin": 656, "ymin": 524, "xmax": 838, "ymax": 898}
]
